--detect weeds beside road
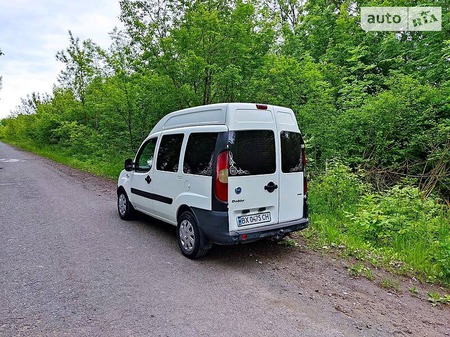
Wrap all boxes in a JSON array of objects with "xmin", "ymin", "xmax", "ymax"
[{"xmin": 307, "ymin": 162, "xmax": 450, "ymax": 290}]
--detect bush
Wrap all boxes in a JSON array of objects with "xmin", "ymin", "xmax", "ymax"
[
  {"xmin": 51, "ymin": 121, "xmax": 99, "ymax": 156},
  {"xmin": 308, "ymin": 165, "xmax": 450, "ymax": 286},
  {"xmin": 309, "ymin": 160, "xmax": 367, "ymax": 216},
  {"xmin": 345, "ymin": 183, "xmax": 450, "ymax": 285}
]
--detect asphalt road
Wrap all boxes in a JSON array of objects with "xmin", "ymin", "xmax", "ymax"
[{"xmin": 1, "ymin": 142, "xmax": 448, "ymax": 337}]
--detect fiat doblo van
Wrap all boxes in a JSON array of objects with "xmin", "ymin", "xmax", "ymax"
[{"xmin": 117, "ymin": 103, "xmax": 308, "ymax": 258}]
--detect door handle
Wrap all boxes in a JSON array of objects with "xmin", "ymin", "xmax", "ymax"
[
  {"xmin": 264, "ymin": 181, "xmax": 278, "ymax": 193},
  {"xmin": 145, "ymin": 175, "xmax": 152, "ymax": 184}
]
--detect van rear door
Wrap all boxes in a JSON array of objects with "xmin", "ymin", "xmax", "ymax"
[
  {"xmin": 225, "ymin": 105, "xmax": 306, "ymax": 234},
  {"xmin": 278, "ymin": 130, "xmax": 305, "ymax": 222},
  {"xmin": 276, "ymin": 109, "xmax": 305, "ymax": 222},
  {"xmin": 227, "ymin": 129, "xmax": 279, "ymax": 232}
]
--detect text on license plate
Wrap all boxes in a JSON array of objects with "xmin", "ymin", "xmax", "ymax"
[{"xmin": 237, "ymin": 212, "xmax": 271, "ymax": 227}]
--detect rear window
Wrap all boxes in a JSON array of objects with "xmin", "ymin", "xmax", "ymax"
[
  {"xmin": 228, "ymin": 130, "xmax": 275, "ymax": 176},
  {"xmin": 280, "ymin": 131, "xmax": 303, "ymax": 173}
]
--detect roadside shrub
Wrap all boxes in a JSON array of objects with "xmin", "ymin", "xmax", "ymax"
[
  {"xmin": 346, "ymin": 183, "xmax": 450, "ymax": 285},
  {"xmin": 309, "ymin": 160, "xmax": 367, "ymax": 216},
  {"xmin": 431, "ymin": 238, "xmax": 450, "ymax": 284},
  {"xmin": 51, "ymin": 121, "xmax": 99, "ymax": 156},
  {"xmin": 31, "ymin": 116, "xmax": 62, "ymax": 145},
  {"xmin": 307, "ymin": 161, "xmax": 368, "ymax": 245}
]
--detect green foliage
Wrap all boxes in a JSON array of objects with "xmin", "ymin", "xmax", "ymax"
[
  {"xmin": 345, "ymin": 183, "xmax": 450, "ymax": 285},
  {"xmin": 432, "ymin": 239, "xmax": 450, "ymax": 284},
  {"xmin": 347, "ymin": 262, "xmax": 375, "ymax": 280},
  {"xmin": 427, "ymin": 292, "xmax": 450, "ymax": 307},
  {"xmin": 380, "ymin": 278, "xmax": 400, "ymax": 292},
  {"xmin": 307, "ymin": 161, "xmax": 369, "ymax": 252},
  {"xmin": 307, "ymin": 164, "xmax": 450, "ymax": 287},
  {"xmin": 51, "ymin": 121, "xmax": 97, "ymax": 154},
  {"xmin": 409, "ymin": 286, "xmax": 418, "ymax": 295},
  {"xmin": 309, "ymin": 161, "xmax": 368, "ymax": 216}
]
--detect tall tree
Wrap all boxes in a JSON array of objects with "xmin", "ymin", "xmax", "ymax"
[
  {"xmin": 56, "ymin": 31, "xmax": 100, "ymax": 123},
  {"xmin": 120, "ymin": 0, "xmax": 275, "ymax": 107},
  {"xmin": 267, "ymin": 0, "xmax": 307, "ymax": 29},
  {"xmin": 10, "ymin": 92, "xmax": 51, "ymax": 117}
]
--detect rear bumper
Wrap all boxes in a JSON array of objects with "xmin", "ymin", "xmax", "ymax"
[
  {"xmin": 192, "ymin": 207, "xmax": 308, "ymax": 245},
  {"xmin": 231, "ymin": 219, "xmax": 309, "ymax": 243}
]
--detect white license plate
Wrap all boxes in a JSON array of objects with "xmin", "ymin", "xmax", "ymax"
[{"xmin": 237, "ymin": 212, "xmax": 271, "ymax": 227}]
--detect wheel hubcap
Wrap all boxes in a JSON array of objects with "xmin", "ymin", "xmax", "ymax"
[
  {"xmin": 179, "ymin": 219, "xmax": 195, "ymax": 253},
  {"xmin": 118, "ymin": 194, "xmax": 127, "ymax": 216}
]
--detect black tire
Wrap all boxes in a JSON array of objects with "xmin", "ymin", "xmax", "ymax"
[
  {"xmin": 177, "ymin": 211, "xmax": 209, "ymax": 259},
  {"xmin": 118, "ymin": 189, "xmax": 134, "ymax": 220}
]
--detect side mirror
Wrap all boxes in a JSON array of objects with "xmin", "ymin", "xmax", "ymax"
[{"xmin": 124, "ymin": 158, "xmax": 135, "ymax": 172}]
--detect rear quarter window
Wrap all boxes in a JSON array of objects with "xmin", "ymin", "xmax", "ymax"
[
  {"xmin": 228, "ymin": 130, "xmax": 275, "ymax": 176},
  {"xmin": 183, "ymin": 133, "xmax": 218, "ymax": 176},
  {"xmin": 156, "ymin": 134, "xmax": 184, "ymax": 172}
]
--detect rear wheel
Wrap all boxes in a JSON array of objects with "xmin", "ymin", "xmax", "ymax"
[
  {"xmin": 118, "ymin": 189, "xmax": 134, "ymax": 220},
  {"xmin": 177, "ymin": 211, "xmax": 209, "ymax": 259}
]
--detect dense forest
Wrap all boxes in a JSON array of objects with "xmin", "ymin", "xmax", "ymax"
[{"xmin": 0, "ymin": 0, "xmax": 449, "ymax": 287}]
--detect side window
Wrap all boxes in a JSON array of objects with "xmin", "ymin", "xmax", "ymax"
[
  {"xmin": 228, "ymin": 130, "xmax": 275, "ymax": 176},
  {"xmin": 184, "ymin": 133, "xmax": 218, "ymax": 176},
  {"xmin": 156, "ymin": 134, "xmax": 184, "ymax": 172},
  {"xmin": 135, "ymin": 138, "xmax": 157, "ymax": 172},
  {"xmin": 280, "ymin": 131, "xmax": 303, "ymax": 173}
]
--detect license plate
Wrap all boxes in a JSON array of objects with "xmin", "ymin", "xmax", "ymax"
[{"xmin": 237, "ymin": 212, "xmax": 271, "ymax": 227}]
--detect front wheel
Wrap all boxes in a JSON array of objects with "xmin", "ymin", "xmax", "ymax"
[
  {"xmin": 177, "ymin": 211, "xmax": 209, "ymax": 259},
  {"xmin": 118, "ymin": 189, "xmax": 134, "ymax": 220}
]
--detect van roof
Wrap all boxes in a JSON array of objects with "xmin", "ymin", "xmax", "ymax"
[{"xmin": 149, "ymin": 103, "xmax": 296, "ymax": 135}]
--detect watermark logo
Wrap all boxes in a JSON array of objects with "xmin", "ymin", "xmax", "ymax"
[
  {"xmin": 409, "ymin": 7, "xmax": 441, "ymax": 31},
  {"xmin": 361, "ymin": 7, "xmax": 441, "ymax": 32}
]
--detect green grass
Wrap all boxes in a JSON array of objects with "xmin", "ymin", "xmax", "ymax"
[
  {"xmin": 380, "ymin": 278, "xmax": 400, "ymax": 292},
  {"xmin": 347, "ymin": 262, "xmax": 375, "ymax": 280},
  {"xmin": 427, "ymin": 292, "xmax": 450, "ymax": 306},
  {"xmin": 2, "ymin": 139, "xmax": 124, "ymax": 179}
]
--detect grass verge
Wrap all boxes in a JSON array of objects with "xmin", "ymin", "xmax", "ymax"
[
  {"xmin": 2, "ymin": 139, "xmax": 124, "ymax": 179},
  {"xmin": 303, "ymin": 162, "xmax": 450, "ymax": 290}
]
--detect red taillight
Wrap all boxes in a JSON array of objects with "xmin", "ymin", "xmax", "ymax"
[
  {"xmin": 302, "ymin": 147, "xmax": 307, "ymax": 168},
  {"xmin": 304, "ymin": 175, "xmax": 308, "ymax": 195},
  {"xmin": 215, "ymin": 151, "xmax": 229, "ymax": 202},
  {"xmin": 302, "ymin": 147, "xmax": 307, "ymax": 195}
]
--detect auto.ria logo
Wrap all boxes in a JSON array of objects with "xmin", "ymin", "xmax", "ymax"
[{"xmin": 361, "ymin": 7, "xmax": 441, "ymax": 31}]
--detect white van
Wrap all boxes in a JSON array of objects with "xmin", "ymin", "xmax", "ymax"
[{"xmin": 117, "ymin": 103, "xmax": 308, "ymax": 258}]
